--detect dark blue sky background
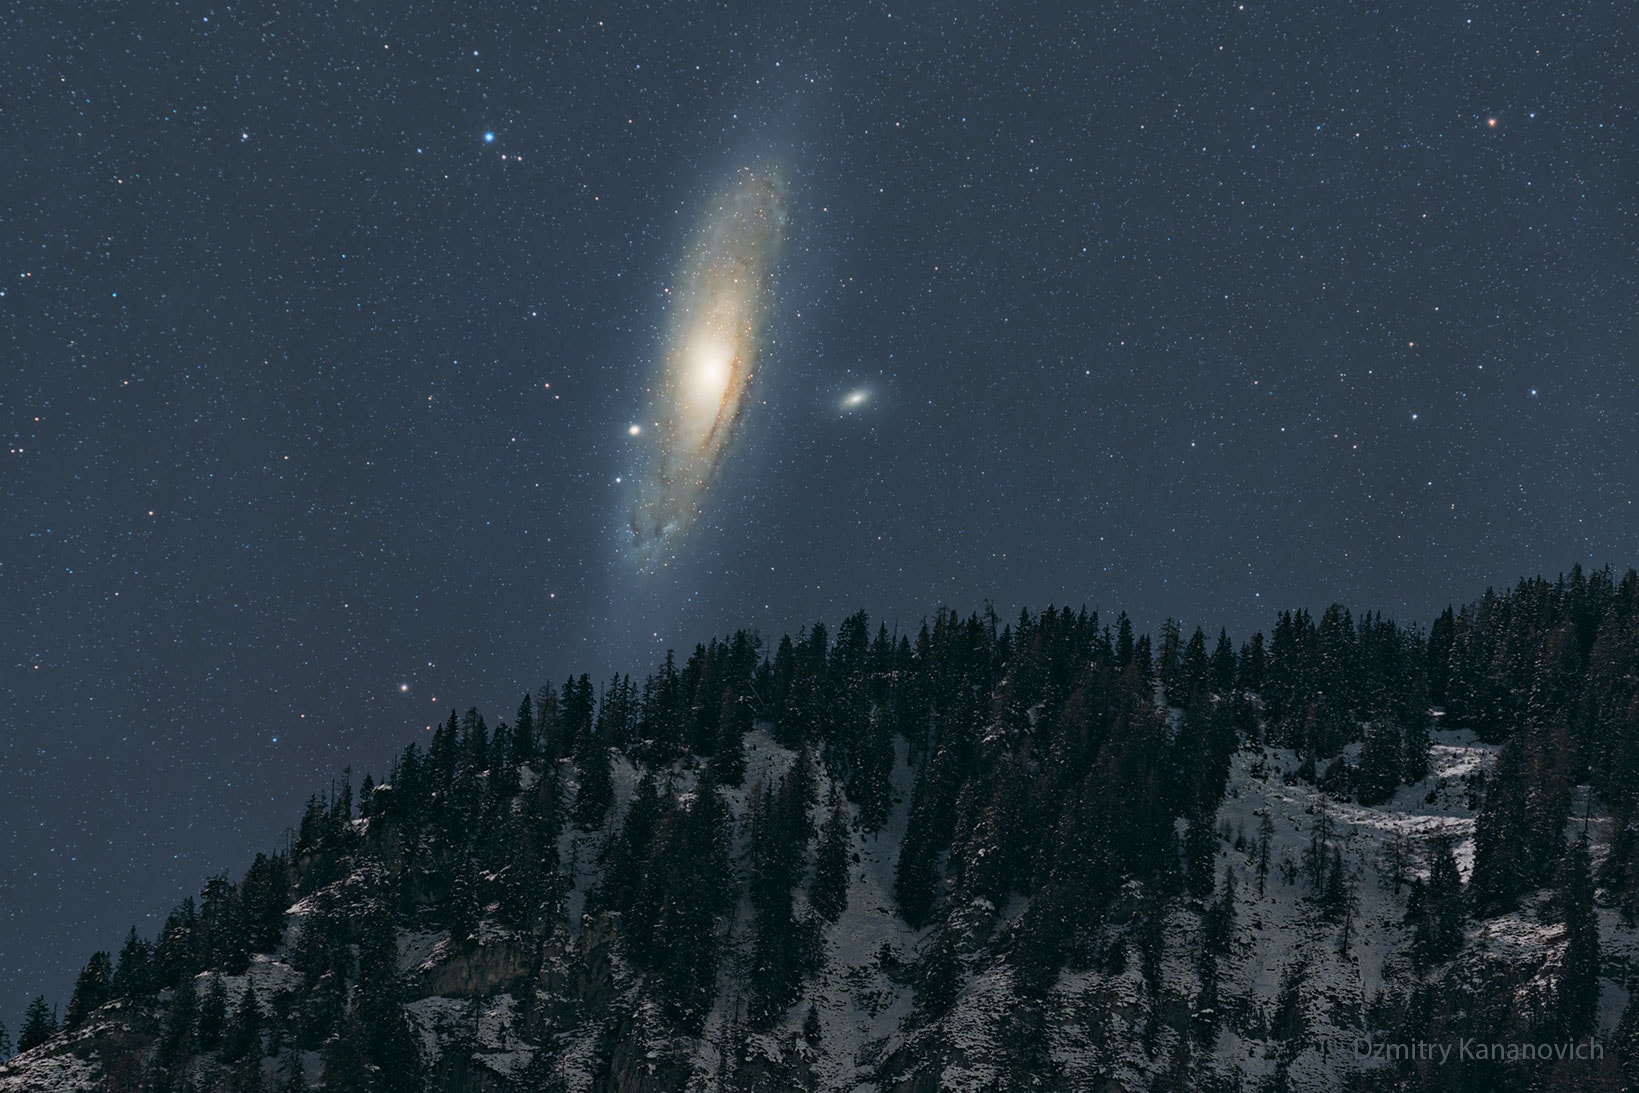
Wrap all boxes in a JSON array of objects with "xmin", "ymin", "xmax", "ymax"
[{"xmin": 3, "ymin": 0, "xmax": 1633, "ymax": 1025}]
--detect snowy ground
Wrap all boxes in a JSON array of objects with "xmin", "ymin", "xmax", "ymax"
[
  {"xmin": 723, "ymin": 731, "xmax": 924, "ymax": 1091},
  {"xmin": 11, "ymin": 724, "xmax": 1634, "ymax": 1093}
]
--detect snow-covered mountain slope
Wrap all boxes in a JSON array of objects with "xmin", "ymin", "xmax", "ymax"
[{"xmin": 2, "ymin": 726, "xmax": 1630, "ymax": 1092}]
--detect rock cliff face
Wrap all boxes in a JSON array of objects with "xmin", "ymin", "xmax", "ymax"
[{"xmin": 2, "ymin": 723, "xmax": 1633, "ymax": 1091}]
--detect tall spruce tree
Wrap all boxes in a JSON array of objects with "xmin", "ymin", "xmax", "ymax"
[
  {"xmin": 62, "ymin": 950, "xmax": 112, "ymax": 1030},
  {"xmin": 283, "ymin": 1050, "xmax": 310, "ymax": 1093},
  {"xmin": 197, "ymin": 973, "xmax": 229, "ymax": 1050},
  {"xmin": 1407, "ymin": 831, "xmax": 1464, "ymax": 966},
  {"xmin": 1559, "ymin": 831, "xmax": 1599, "ymax": 1038},
  {"xmin": 1355, "ymin": 720, "xmax": 1403, "ymax": 805},
  {"xmin": 1210, "ymin": 629, "xmax": 1237, "ymax": 692},
  {"xmin": 596, "ymin": 775, "xmax": 662, "ymax": 915},
  {"xmin": 16, "ymin": 996, "xmax": 57, "ymax": 1053},
  {"xmin": 225, "ymin": 984, "xmax": 262, "ymax": 1062},
  {"xmin": 713, "ymin": 686, "xmax": 748, "ymax": 787},
  {"xmin": 810, "ymin": 795, "xmax": 851, "ymax": 922},
  {"xmin": 154, "ymin": 973, "xmax": 196, "ymax": 1072},
  {"xmin": 1320, "ymin": 845, "xmax": 1351, "ymax": 921},
  {"xmin": 1204, "ymin": 869, "xmax": 1236, "ymax": 954},
  {"xmin": 353, "ymin": 912, "xmax": 423, "ymax": 1093},
  {"xmin": 573, "ymin": 694, "xmax": 615, "ymax": 828},
  {"xmin": 511, "ymin": 692, "xmax": 537, "ymax": 764},
  {"xmin": 1470, "ymin": 737, "xmax": 1536, "ymax": 910},
  {"xmin": 1256, "ymin": 811, "xmax": 1274, "ymax": 895}
]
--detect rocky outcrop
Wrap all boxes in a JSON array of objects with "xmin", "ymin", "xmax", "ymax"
[{"xmin": 412, "ymin": 932, "xmax": 536, "ymax": 999}]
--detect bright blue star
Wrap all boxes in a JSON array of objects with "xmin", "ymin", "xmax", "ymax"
[{"xmin": 483, "ymin": 131, "xmax": 495, "ymax": 143}]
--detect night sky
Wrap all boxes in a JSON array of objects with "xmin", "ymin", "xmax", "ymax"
[{"xmin": 4, "ymin": 0, "xmax": 1634, "ymax": 1025}]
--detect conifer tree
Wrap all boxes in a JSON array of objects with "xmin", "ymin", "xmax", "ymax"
[
  {"xmin": 282, "ymin": 1051, "xmax": 310, "ymax": 1093},
  {"xmin": 1238, "ymin": 631, "xmax": 1266, "ymax": 694},
  {"xmin": 447, "ymin": 858, "xmax": 482, "ymax": 943},
  {"xmin": 319, "ymin": 1020, "xmax": 368, "ymax": 1092},
  {"xmin": 16, "ymin": 995, "xmax": 56, "ymax": 1053},
  {"xmin": 226, "ymin": 984, "xmax": 263, "ymax": 1061},
  {"xmin": 847, "ymin": 706, "xmax": 896, "ymax": 831},
  {"xmin": 1114, "ymin": 612, "xmax": 1135, "ymax": 668},
  {"xmin": 232, "ymin": 1051, "xmax": 266, "ymax": 1093},
  {"xmin": 803, "ymin": 1004, "xmax": 822, "ymax": 1046},
  {"xmin": 1559, "ymin": 831, "xmax": 1599, "ymax": 1038},
  {"xmin": 511, "ymin": 692, "xmax": 536, "ymax": 764},
  {"xmin": 1302, "ymin": 809, "xmax": 1334, "ymax": 891},
  {"xmin": 358, "ymin": 773, "xmax": 377, "ymax": 820},
  {"xmin": 1426, "ymin": 605, "xmax": 1456, "ymax": 706},
  {"xmin": 810, "ymin": 795, "xmax": 851, "ymax": 922},
  {"xmin": 1408, "ymin": 832, "xmax": 1464, "ymax": 966},
  {"xmin": 534, "ymin": 682, "xmax": 560, "ymax": 749},
  {"xmin": 1427, "ymin": 832, "xmax": 1464, "ymax": 946},
  {"xmin": 1179, "ymin": 626, "xmax": 1210, "ymax": 702},
  {"xmin": 713, "ymin": 686, "xmax": 748, "ymax": 787},
  {"xmin": 1470, "ymin": 738, "xmax": 1535, "ymax": 910},
  {"xmin": 1271, "ymin": 961, "xmax": 1307, "ymax": 1086},
  {"xmin": 1133, "ymin": 634, "xmax": 1154, "ymax": 685},
  {"xmin": 429, "ymin": 710, "xmax": 460, "ymax": 789},
  {"xmin": 111, "ymin": 926, "xmax": 156, "ymax": 999},
  {"xmin": 573, "ymin": 705, "xmax": 615, "ymax": 827},
  {"xmin": 1377, "ymin": 830, "xmax": 1414, "ymax": 894},
  {"xmin": 1203, "ymin": 869, "xmax": 1236, "ymax": 955},
  {"xmin": 352, "ymin": 912, "xmax": 423, "ymax": 1093},
  {"xmin": 1401, "ymin": 710, "xmax": 1431, "ymax": 783},
  {"xmin": 557, "ymin": 674, "xmax": 595, "ymax": 758},
  {"xmin": 1184, "ymin": 815, "xmax": 1216, "ymax": 898},
  {"xmin": 1337, "ymin": 872, "xmax": 1360, "ymax": 956},
  {"xmin": 746, "ymin": 765, "xmax": 820, "ymax": 1025},
  {"xmin": 198, "ymin": 973, "xmax": 229, "ymax": 1050},
  {"xmin": 152, "ymin": 896, "xmax": 201, "ymax": 988},
  {"xmin": 1210, "ymin": 629, "xmax": 1237, "ymax": 693},
  {"xmin": 1617, "ymin": 982, "xmax": 1639, "ymax": 1092},
  {"xmin": 497, "ymin": 811, "xmax": 552, "ymax": 929},
  {"xmin": 1320, "ymin": 845, "xmax": 1351, "ymax": 921},
  {"xmin": 1256, "ymin": 812, "xmax": 1274, "ymax": 896},
  {"xmin": 627, "ymin": 775, "xmax": 735, "ymax": 1031},
  {"xmin": 596, "ymin": 776, "xmax": 662, "ymax": 915},
  {"xmin": 1158, "ymin": 618, "xmax": 1184, "ymax": 696},
  {"xmin": 1355, "ymin": 720, "xmax": 1403, "ymax": 805},
  {"xmin": 488, "ymin": 722, "xmax": 514, "ymax": 782},
  {"xmin": 154, "ymin": 973, "xmax": 196, "ymax": 1070},
  {"xmin": 63, "ymin": 950, "xmax": 112, "ymax": 1030},
  {"xmin": 895, "ymin": 785, "xmax": 943, "ymax": 928},
  {"xmin": 678, "ymin": 773, "xmax": 737, "ymax": 1022}
]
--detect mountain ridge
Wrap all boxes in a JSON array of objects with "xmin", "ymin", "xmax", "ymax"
[{"xmin": 5, "ymin": 570, "xmax": 1637, "ymax": 1091}]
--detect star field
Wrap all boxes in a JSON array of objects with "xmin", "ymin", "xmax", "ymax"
[{"xmin": 3, "ymin": 0, "xmax": 1634, "ymax": 1024}]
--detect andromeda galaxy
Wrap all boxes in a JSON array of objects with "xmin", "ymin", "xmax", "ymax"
[{"xmin": 628, "ymin": 165, "xmax": 788, "ymax": 568}]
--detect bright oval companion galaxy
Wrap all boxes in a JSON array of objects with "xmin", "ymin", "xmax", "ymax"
[{"xmin": 628, "ymin": 165, "xmax": 788, "ymax": 569}]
